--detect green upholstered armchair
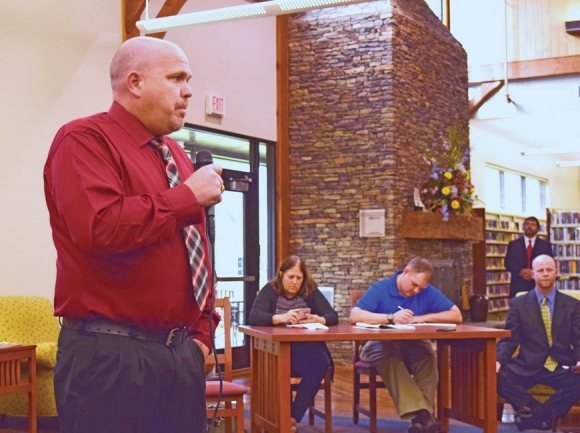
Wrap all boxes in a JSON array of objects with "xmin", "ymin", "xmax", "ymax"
[{"xmin": 0, "ymin": 296, "xmax": 60, "ymax": 417}]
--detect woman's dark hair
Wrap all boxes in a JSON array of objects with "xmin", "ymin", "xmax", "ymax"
[{"xmin": 269, "ymin": 255, "xmax": 317, "ymax": 298}]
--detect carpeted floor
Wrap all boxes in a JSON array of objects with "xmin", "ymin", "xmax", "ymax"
[
  {"xmin": 2, "ymin": 414, "xmax": 578, "ymax": 432},
  {"xmin": 281, "ymin": 415, "xmax": 557, "ymax": 433}
]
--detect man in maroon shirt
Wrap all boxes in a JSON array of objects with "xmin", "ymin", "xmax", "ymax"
[{"xmin": 43, "ymin": 37, "xmax": 223, "ymax": 433}]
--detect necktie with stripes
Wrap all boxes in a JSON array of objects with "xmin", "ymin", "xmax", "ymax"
[
  {"xmin": 526, "ymin": 240, "xmax": 532, "ymax": 268},
  {"xmin": 149, "ymin": 138, "xmax": 209, "ymax": 309},
  {"xmin": 540, "ymin": 297, "xmax": 558, "ymax": 372}
]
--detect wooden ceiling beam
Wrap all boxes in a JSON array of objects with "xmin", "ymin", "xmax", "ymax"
[
  {"xmin": 469, "ymin": 55, "xmax": 580, "ymax": 84},
  {"xmin": 122, "ymin": 0, "xmax": 189, "ymax": 41},
  {"xmin": 122, "ymin": 0, "xmax": 146, "ymax": 41},
  {"xmin": 468, "ymin": 80, "xmax": 503, "ymax": 118}
]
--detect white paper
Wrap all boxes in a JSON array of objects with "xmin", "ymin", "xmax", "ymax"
[
  {"xmin": 286, "ymin": 323, "xmax": 329, "ymax": 330},
  {"xmin": 387, "ymin": 324, "xmax": 415, "ymax": 330},
  {"xmin": 354, "ymin": 322, "xmax": 415, "ymax": 330}
]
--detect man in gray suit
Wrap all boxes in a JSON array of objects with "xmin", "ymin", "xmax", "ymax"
[{"xmin": 496, "ymin": 254, "xmax": 580, "ymax": 431}]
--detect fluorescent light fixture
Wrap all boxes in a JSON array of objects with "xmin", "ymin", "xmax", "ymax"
[
  {"xmin": 556, "ymin": 160, "xmax": 580, "ymax": 167},
  {"xmin": 521, "ymin": 148, "xmax": 580, "ymax": 156},
  {"xmin": 137, "ymin": 0, "xmax": 372, "ymax": 33}
]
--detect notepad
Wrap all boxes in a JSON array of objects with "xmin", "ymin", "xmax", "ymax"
[
  {"xmin": 354, "ymin": 322, "xmax": 415, "ymax": 330},
  {"xmin": 286, "ymin": 323, "xmax": 329, "ymax": 330}
]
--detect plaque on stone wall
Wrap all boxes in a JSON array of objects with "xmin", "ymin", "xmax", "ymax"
[{"xmin": 359, "ymin": 209, "xmax": 385, "ymax": 237}]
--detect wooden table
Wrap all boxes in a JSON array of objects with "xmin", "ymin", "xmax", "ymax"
[
  {"xmin": 239, "ymin": 324, "xmax": 509, "ymax": 433},
  {"xmin": 0, "ymin": 344, "xmax": 37, "ymax": 433}
]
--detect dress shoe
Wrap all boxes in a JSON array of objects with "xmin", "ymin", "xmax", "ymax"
[
  {"xmin": 535, "ymin": 410, "xmax": 557, "ymax": 431},
  {"xmin": 514, "ymin": 407, "xmax": 535, "ymax": 431},
  {"xmin": 408, "ymin": 409, "xmax": 441, "ymax": 433}
]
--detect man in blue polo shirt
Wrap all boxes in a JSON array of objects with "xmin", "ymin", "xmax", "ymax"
[{"xmin": 350, "ymin": 257, "xmax": 462, "ymax": 433}]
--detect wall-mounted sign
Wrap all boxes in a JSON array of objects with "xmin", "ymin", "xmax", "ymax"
[
  {"xmin": 359, "ymin": 209, "xmax": 385, "ymax": 237},
  {"xmin": 205, "ymin": 94, "xmax": 226, "ymax": 117}
]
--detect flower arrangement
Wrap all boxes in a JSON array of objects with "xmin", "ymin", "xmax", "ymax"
[{"xmin": 420, "ymin": 128, "xmax": 475, "ymax": 221}]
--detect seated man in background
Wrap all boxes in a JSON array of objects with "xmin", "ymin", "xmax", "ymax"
[
  {"xmin": 496, "ymin": 254, "xmax": 580, "ymax": 431},
  {"xmin": 349, "ymin": 257, "xmax": 462, "ymax": 433}
]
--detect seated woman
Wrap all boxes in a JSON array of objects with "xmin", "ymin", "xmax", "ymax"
[{"xmin": 249, "ymin": 255, "xmax": 338, "ymax": 429}]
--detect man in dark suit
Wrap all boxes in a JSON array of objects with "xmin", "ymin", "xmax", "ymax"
[
  {"xmin": 504, "ymin": 216, "xmax": 553, "ymax": 298},
  {"xmin": 496, "ymin": 254, "xmax": 580, "ymax": 431}
]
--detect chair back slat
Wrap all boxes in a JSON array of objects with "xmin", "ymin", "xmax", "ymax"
[
  {"xmin": 214, "ymin": 297, "xmax": 233, "ymax": 381},
  {"xmin": 350, "ymin": 290, "xmax": 367, "ymax": 362}
]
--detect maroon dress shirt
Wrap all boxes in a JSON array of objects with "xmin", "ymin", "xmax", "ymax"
[{"xmin": 44, "ymin": 102, "xmax": 216, "ymax": 347}]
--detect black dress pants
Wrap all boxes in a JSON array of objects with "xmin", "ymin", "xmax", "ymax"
[
  {"xmin": 54, "ymin": 327, "xmax": 206, "ymax": 433},
  {"xmin": 497, "ymin": 365, "xmax": 580, "ymax": 417},
  {"xmin": 290, "ymin": 341, "xmax": 332, "ymax": 422}
]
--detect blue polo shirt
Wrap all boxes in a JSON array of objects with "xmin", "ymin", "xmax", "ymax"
[{"xmin": 355, "ymin": 270, "xmax": 454, "ymax": 315}]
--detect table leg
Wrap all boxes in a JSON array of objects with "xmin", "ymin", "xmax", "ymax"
[
  {"xmin": 482, "ymin": 338, "xmax": 498, "ymax": 433},
  {"xmin": 439, "ymin": 338, "xmax": 498, "ymax": 433},
  {"xmin": 28, "ymin": 349, "xmax": 37, "ymax": 433},
  {"xmin": 249, "ymin": 337, "xmax": 292, "ymax": 433}
]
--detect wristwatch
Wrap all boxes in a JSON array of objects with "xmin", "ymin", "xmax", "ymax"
[{"xmin": 387, "ymin": 314, "xmax": 394, "ymax": 325}]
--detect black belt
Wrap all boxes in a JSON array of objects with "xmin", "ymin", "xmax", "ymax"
[{"xmin": 62, "ymin": 317, "xmax": 187, "ymax": 347}]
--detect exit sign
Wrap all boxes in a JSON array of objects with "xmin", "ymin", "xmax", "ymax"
[{"xmin": 205, "ymin": 94, "xmax": 226, "ymax": 117}]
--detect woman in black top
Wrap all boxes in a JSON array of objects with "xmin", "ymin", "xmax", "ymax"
[{"xmin": 249, "ymin": 255, "xmax": 338, "ymax": 428}]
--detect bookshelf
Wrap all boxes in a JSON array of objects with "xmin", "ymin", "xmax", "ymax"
[
  {"xmin": 549, "ymin": 210, "xmax": 580, "ymax": 291},
  {"xmin": 484, "ymin": 212, "xmax": 548, "ymax": 315}
]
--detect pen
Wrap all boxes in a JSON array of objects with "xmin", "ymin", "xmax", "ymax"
[{"xmin": 398, "ymin": 305, "xmax": 414, "ymax": 315}]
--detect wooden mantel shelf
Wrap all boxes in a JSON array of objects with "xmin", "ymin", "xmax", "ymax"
[{"xmin": 401, "ymin": 211, "xmax": 483, "ymax": 241}]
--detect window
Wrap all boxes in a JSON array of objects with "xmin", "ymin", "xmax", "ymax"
[{"xmin": 484, "ymin": 165, "xmax": 549, "ymax": 216}]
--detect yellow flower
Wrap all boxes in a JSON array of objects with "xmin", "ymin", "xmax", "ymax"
[
  {"xmin": 441, "ymin": 187, "xmax": 451, "ymax": 196},
  {"xmin": 444, "ymin": 171, "xmax": 453, "ymax": 180},
  {"xmin": 451, "ymin": 200, "xmax": 460, "ymax": 209}
]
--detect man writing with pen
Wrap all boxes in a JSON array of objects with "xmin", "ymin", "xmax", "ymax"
[{"xmin": 349, "ymin": 257, "xmax": 463, "ymax": 433}]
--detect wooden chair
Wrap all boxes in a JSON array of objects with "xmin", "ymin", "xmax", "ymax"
[
  {"xmin": 290, "ymin": 365, "xmax": 333, "ymax": 433},
  {"xmin": 205, "ymin": 298, "xmax": 248, "ymax": 433},
  {"xmin": 350, "ymin": 289, "xmax": 386, "ymax": 433}
]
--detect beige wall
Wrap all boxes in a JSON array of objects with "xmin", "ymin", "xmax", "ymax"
[{"xmin": 0, "ymin": 0, "xmax": 275, "ymax": 298}]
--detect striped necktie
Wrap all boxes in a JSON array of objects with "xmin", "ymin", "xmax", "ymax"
[
  {"xmin": 149, "ymin": 138, "xmax": 209, "ymax": 309},
  {"xmin": 540, "ymin": 297, "xmax": 558, "ymax": 372}
]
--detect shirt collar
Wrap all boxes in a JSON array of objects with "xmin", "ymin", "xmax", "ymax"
[
  {"xmin": 525, "ymin": 236, "xmax": 537, "ymax": 245},
  {"xmin": 108, "ymin": 101, "xmax": 156, "ymax": 148},
  {"xmin": 534, "ymin": 288, "xmax": 556, "ymax": 306}
]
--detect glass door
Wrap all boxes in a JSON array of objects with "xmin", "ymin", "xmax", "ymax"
[
  {"xmin": 213, "ymin": 168, "xmax": 259, "ymax": 368},
  {"xmin": 171, "ymin": 125, "xmax": 274, "ymax": 369}
]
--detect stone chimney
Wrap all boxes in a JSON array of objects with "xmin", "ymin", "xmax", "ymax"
[{"xmin": 287, "ymin": 0, "xmax": 470, "ymax": 362}]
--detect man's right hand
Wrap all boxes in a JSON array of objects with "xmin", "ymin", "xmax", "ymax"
[
  {"xmin": 184, "ymin": 164, "xmax": 223, "ymax": 208},
  {"xmin": 519, "ymin": 268, "xmax": 534, "ymax": 280},
  {"xmin": 496, "ymin": 361, "xmax": 501, "ymax": 373},
  {"xmin": 394, "ymin": 308, "xmax": 414, "ymax": 324}
]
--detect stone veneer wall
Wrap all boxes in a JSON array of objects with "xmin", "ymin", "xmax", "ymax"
[{"xmin": 287, "ymin": 0, "xmax": 471, "ymax": 363}]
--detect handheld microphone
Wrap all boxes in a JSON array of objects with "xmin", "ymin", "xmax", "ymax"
[
  {"xmin": 194, "ymin": 150, "xmax": 216, "ymax": 246},
  {"xmin": 195, "ymin": 150, "xmax": 221, "ymax": 429}
]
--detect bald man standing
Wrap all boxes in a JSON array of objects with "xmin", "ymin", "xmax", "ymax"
[{"xmin": 44, "ymin": 37, "xmax": 223, "ymax": 433}]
